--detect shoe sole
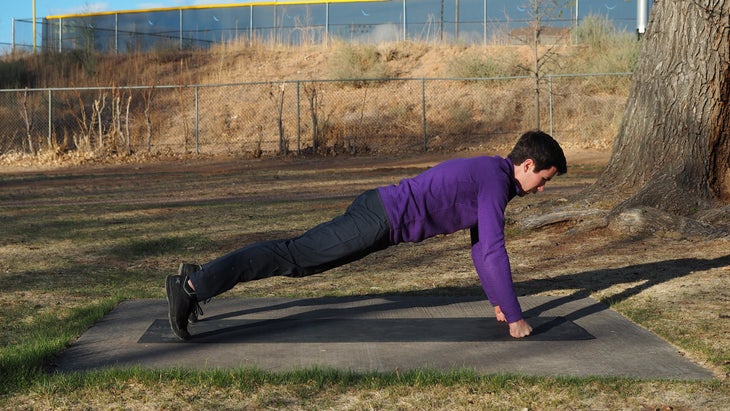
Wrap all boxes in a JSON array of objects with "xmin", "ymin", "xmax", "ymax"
[{"xmin": 166, "ymin": 275, "xmax": 192, "ymax": 341}]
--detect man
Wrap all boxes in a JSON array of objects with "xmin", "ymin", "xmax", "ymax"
[{"xmin": 166, "ymin": 130, "xmax": 567, "ymax": 340}]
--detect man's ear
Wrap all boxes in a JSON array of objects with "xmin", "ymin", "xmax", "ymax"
[{"xmin": 520, "ymin": 158, "xmax": 534, "ymax": 172}]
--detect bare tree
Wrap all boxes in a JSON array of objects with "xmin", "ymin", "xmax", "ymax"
[
  {"xmin": 514, "ymin": 0, "xmax": 573, "ymax": 129},
  {"xmin": 93, "ymin": 91, "xmax": 107, "ymax": 149},
  {"xmin": 124, "ymin": 95, "xmax": 132, "ymax": 155},
  {"xmin": 269, "ymin": 82, "xmax": 288, "ymax": 155},
  {"xmin": 111, "ymin": 89, "xmax": 123, "ymax": 150},
  {"xmin": 19, "ymin": 89, "xmax": 35, "ymax": 155},
  {"xmin": 142, "ymin": 86, "xmax": 155, "ymax": 152},
  {"xmin": 304, "ymin": 82, "xmax": 322, "ymax": 153},
  {"xmin": 108, "ymin": 87, "xmax": 133, "ymax": 155},
  {"xmin": 66, "ymin": 91, "xmax": 93, "ymax": 151}
]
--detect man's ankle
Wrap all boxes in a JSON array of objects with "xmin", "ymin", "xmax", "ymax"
[{"xmin": 182, "ymin": 278, "xmax": 197, "ymax": 299}]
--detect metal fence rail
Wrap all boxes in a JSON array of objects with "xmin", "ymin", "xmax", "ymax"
[{"xmin": 0, "ymin": 74, "xmax": 631, "ymax": 158}]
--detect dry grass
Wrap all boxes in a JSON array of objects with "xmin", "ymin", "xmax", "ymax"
[
  {"xmin": 1, "ymin": 38, "xmax": 635, "ymax": 163},
  {"xmin": 7, "ymin": 376, "xmax": 727, "ymax": 410}
]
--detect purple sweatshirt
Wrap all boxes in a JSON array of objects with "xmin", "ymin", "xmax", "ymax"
[{"xmin": 376, "ymin": 156, "xmax": 524, "ymax": 323}]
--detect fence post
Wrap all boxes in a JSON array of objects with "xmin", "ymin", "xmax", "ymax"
[
  {"xmin": 47, "ymin": 89, "xmax": 53, "ymax": 150},
  {"xmin": 115, "ymin": 14, "xmax": 119, "ymax": 53},
  {"xmin": 179, "ymin": 10, "xmax": 184, "ymax": 50},
  {"xmin": 296, "ymin": 80, "xmax": 301, "ymax": 155},
  {"xmin": 483, "ymin": 0, "xmax": 487, "ymax": 45},
  {"xmin": 194, "ymin": 86, "xmax": 199, "ymax": 155},
  {"xmin": 58, "ymin": 19, "xmax": 63, "ymax": 52},
  {"xmin": 325, "ymin": 3, "xmax": 329, "ymax": 46},
  {"xmin": 421, "ymin": 78, "xmax": 427, "ymax": 152},
  {"xmin": 249, "ymin": 5, "xmax": 254, "ymax": 43},
  {"xmin": 403, "ymin": 0, "xmax": 407, "ymax": 41}
]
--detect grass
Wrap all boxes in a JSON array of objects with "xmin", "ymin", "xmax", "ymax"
[{"xmin": 0, "ymin": 154, "xmax": 728, "ymax": 409}]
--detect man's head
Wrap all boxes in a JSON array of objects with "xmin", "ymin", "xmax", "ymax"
[{"xmin": 507, "ymin": 130, "xmax": 567, "ymax": 196}]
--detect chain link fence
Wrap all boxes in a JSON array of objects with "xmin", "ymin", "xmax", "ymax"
[{"xmin": 0, "ymin": 74, "xmax": 631, "ymax": 158}]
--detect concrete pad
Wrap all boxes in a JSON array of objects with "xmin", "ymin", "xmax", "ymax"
[{"xmin": 53, "ymin": 296, "xmax": 713, "ymax": 379}]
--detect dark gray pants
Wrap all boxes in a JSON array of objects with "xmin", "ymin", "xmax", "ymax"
[{"xmin": 188, "ymin": 189, "xmax": 392, "ymax": 300}]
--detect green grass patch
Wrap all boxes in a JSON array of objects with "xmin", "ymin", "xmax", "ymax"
[{"xmin": 0, "ymin": 298, "xmax": 119, "ymax": 395}]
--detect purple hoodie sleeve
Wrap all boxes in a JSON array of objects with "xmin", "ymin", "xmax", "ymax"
[{"xmin": 470, "ymin": 177, "xmax": 523, "ymax": 323}]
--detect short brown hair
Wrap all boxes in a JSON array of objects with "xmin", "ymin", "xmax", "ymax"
[{"xmin": 507, "ymin": 130, "xmax": 567, "ymax": 175}]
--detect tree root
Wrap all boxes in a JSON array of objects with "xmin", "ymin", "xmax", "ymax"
[
  {"xmin": 517, "ymin": 205, "xmax": 729, "ymax": 240},
  {"xmin": 607, "ymin": 206, "xmax": 728, "ymax": 239},
  {"xmin": 519, "ymin": 208, "xmax": 608, "ymax": 230}
]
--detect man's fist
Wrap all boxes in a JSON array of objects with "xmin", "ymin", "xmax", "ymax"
[
  {"xmin": 494, "ymin": 306, "xmax": 531, "ymax": 338},
  {"xmin": 508, "ymin": 319, "xmax": 532, "ymax": 338}
]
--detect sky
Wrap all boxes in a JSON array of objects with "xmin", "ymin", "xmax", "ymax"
[{"xmin": 1, "ymin": 1, "xmax": 652, "ymax": 52}]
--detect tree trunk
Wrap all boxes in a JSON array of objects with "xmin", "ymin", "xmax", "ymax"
[{"xmin": 584, "ymin": 0, "xmax": 730, "ymax": 216}]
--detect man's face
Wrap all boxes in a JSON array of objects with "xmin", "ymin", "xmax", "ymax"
[{"xmin": 516, "ymin": 160, "xmax": 558, "ymax": 196}]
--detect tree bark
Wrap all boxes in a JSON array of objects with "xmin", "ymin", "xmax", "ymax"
[{"xmin": 584, "ymin": 0, "xmax": 730, "ymax": 216}]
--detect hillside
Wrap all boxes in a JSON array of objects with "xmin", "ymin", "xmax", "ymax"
[
  {"xmin": 0, "ymin": 29, "xmax": 638, "ymax": 165},
  {"xmin": 10, "ymin": 39, "xmax": 635, "ymax": 88}
]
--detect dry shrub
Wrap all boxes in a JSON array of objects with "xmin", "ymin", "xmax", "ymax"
[
  {"xmin": 328, "ymin": 42, "xmax": 391, "ymax": 83},
  {"xmin": 446, "ymin": 46, "xmax": 523, "ymax": 79}
]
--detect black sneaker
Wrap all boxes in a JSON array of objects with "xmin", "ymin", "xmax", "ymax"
[
  {"xmin": 178, "ymin": 263, "xmax": 204, "ymax": 323},
  {"xmin": 165, "ymin": 274, "xmax": 196, "ymax": 340}
]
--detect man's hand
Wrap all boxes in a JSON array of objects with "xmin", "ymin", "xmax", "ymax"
[
  {"xmin": 494, "ymin": 305, "xmax": 507, "ymax": 322},
  {"xmin": 508, "ymin": 319, "xmax": 532, "ymax": 338},
  {"xmin": 495, "ymin": 306, "xmax": 531, "ymax": 338}
]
